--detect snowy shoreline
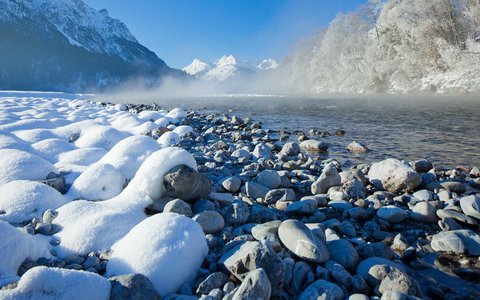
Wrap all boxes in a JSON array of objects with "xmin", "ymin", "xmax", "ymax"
[{"xmin": 0, "ymin": 93, "xmax": 479, "ymax": 299}]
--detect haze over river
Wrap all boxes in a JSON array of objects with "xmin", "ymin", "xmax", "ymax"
[{"xmin": 137, "ymin": 95, "xmax": 480, "ymax": 169}]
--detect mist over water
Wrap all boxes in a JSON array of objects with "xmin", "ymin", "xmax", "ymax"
[{"xmin": 96, "ymin": 91, "xmax": 480, "ymax": 169}]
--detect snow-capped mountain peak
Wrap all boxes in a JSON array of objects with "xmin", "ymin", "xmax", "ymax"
[
  {"xmin": 182, "ymin": 59, "xmax": 211, "ymax": 76},
  {"xmin": 215, "ymin": 55, "xmax": 238, "ymax": 67},
  {"xmin": 257, "ymin": 58, "xmax": 279, "ymax": 70},
  {"xmin": 184, "ymin": 55, "xmax": 279, "ymax": 81}
]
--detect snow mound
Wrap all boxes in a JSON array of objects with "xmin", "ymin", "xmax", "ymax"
[
  {"xmin": 0, "ymin": 266, "xmax": 111, "ymax": 300},
  {"xmin": 53, "ymin": 199, "xmax": 148, "ymax": 257},
  {"xmin": 106, "ymin": 213, "xmax": 208, "ymax": 296},
  {"xmin": 54, "ymin": 147, "xmax": 195, "ymax": 256},
  {"xmin": 0, "ymin": 221, "xmax": 51, "ymax": 276},
  {"xmin": 56, "ymin": 148, "xmax": 107, "ymax": 168},
  {"xmin": 31, "ymin": 138, "xmax": 76, "ymax": 163},
  {"xmin": 67, "ymin": 163, "xmax": 125, "ymax": 201},
  {"xmin": 95, "ymin": 135, "xmax": 161, "ymax": 179},
  {"xmin": 0, "ymin": 149, "xmax": 57, "ymax": 187},
  {"xmin": 0, "ymin": 181, "xmax": 68, "ymax": 224},
  {"xmin": 0, "ymin": 130, "xmax": 33, "ymax": 153},
  {"xmin": 173, "ymin": 125, "xmax": 193, "ymax": 136},
  {"xmin": 74, "ymin": 125, "xmax": 129, "ymax": 150},
  {"xmin": 157, "ymin": 131, "xmax": 180, "ymax": 147},
  {"xmin": 166, "ymin": 108, "xmax": 186, "ymax": 120}
]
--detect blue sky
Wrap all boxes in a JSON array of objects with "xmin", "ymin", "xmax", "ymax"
[{"xmin": 84, "ymin": 0, "xmax": 366, "ymax": 68}]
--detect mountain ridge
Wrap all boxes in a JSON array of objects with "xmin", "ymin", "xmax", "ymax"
[{"xmin": 0, "ymin": 0, "xmax": 183, "ymax": 92}]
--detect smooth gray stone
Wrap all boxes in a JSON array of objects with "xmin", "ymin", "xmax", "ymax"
[
  {"xmin": 245, "ymin": 182, "xmax": 270, "ymax": 200},
  {"xmin": 222, "ymin": 176, "xmax": 242, "ymax": 193},
  {"xmin": 356, "ymin": 242, "xmax": 395, "ymax": 260},
  {"xmin": 219, "ymin": 241, "xmax": 285, "ymax": 294},
  {"xmin": 193, "ymin": 211, "xmax": 225, "ymax": 234},
  {"xmin": 223, "ymin": 201, "xmax": 250, "ymax": 225},
  {"xmin": 311, "ymin": 163, "xmax": 341, "ymax": 195},
  {"xmin": 347, "ymin": 141, "xmax": 369, "ymax": 153},
  {"xmin": 164, "ymin": 165, "xmax": 211, "ymax": 202},
  {"xmin": 280, "ymin": 142, "xmax": 300, "ymax": 156},
  {"xmin": 255, "ymin": 170, "xmax": 281, "ymax": 189},
  {"xmin": 278, "ymin": 219, "xmax": 329, "ymax": 263},
  {"xmin": 300, "ymin": 140, "xmax": 329, "ymax": 153},
  {"xmin": 265, "ymin": 188, "xmax": 296, "ymax": 205},
  {"xmin": 251, "ymin": 220, "xmax": 282, "ymax": 241},
  {"xmin": 328, "ymin": 200, "xmax": 353, "ymax": 211},
  {"xmin": 426, "ymin": 181, "xmax": 467, "ymax": 194},
  {"xmin": 327, "ymin": 239, "xmax": 360, "ymax": 272},
  {"xmin": 368, "ymin": 159, "xmax": 421, "ymax": 193},
  {"xmin": 196, "ymin": 272, "xmax": 228, "ymax": 294},
  {"xmin": 356, "ymin": 257, "xmax": 405, "ymax": 283},
  {"xmin": 378, "ymin": 267, "xmax": 422, "ymax": 297},
  {"xmin": 412, "ymin": 189, "xmax": 432, "ymax": 201},
  {"xmin": 460, "ymin": 195, "xmax": 480, "ymax": 220},
  {"xmin": 436, "ymin": 209, "xmax": 477, "ymax": 225},
  {"xmin": 431, "ymin": 229, "xmax": 480, "ymax": 255},
  {"xmin": 298, "ymin": 279, "xmax": 343, "ymax": 300},
  {"xmin": 232, "ymin": 268, "xmax": 271, "ymax": 300},
  {"xmin": 412, "ymin": 159, "xmax": 433, "ymax": 173},
  {"xmin": 410, "ymin": 202, "xmax": 437, "ymax": 223},
  {"xmin": 109, "ymin": 274, "xmax": 160, "ymax": 300},
  {"xmin": 163, "ymin": 199, "xmax": 193, "ymax": 217},
  {"xmin": 285, "ymin": 199, "xmax": 317, "ymax": 215},
  {"xmin": 377, "ymin": 206, "xmax": 408, "ymax": 223},
  {"xmin": 325, "ymin": 260, "xmax": 353, "ymax": 289}
]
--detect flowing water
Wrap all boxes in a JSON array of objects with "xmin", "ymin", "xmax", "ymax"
[{"xmin": 154, "ymin": 95, "xmax": 480, "ymax": 169}]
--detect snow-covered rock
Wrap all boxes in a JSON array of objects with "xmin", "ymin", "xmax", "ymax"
[
  {"xmin": 67, "ymin": 163, "xmax": 125, "ymax": 201},
  {"xmin": 0, "ymin": 149, "xmax": 58, "ymax": 186},
  {"xmin": 0, "ymin": 266, "xmax": 111, "ymax": 300},
  {"xmin": 0, "ymin": 181, "xmax": 68, "ymax": 224},
  {"xmin": 53, "ymin": 147, "xmax": 197, "ymax": 256},
  {"xmin": 157, "ymin": 131, "xmax": 181, "ymax": 147},
  {"xmin": 107, "ymin": 213, "xmax": 208, "ymax": 296},
  {"xmin": 95, "ymin": 135, "xmax": 161, "ymax": 180},
  {"xmin": 0, "ymin": 221, "xmax": 51, "ymax": 276}
]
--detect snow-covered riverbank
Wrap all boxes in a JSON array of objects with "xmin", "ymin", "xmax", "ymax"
[{"xmin": 0, "ymin": 92, "xmax": 479, "ymax": 299}]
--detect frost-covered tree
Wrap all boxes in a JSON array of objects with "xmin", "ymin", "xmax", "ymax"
[{"xmin": 286, "ymin": 0, "xmax": 480, "ymax": 94}]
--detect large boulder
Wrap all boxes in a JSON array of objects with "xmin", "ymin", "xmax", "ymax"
[
  {"xmin": 163, "ymin": 165, "xmax": 211, "ymax": 202},
  {"xmin": 368, "ymin": 159, "xmax": 421, "ymax": 193},
  {"xmin": 109, "ymin": 274, "xmax": 160, "ymax": 300}
]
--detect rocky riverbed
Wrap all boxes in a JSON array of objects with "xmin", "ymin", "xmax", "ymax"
[{"xmin": 0, "ymin": 93, "xmax": 479, "ymax": 300}]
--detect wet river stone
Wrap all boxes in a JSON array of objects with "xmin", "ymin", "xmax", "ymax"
[
  {"xmin": 278, "ymin": 219, "xmax": 329, "ymax": 263},
  {"xmin": 300, "ymin": 140, "xmax": 329, "ymax": 153}
]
